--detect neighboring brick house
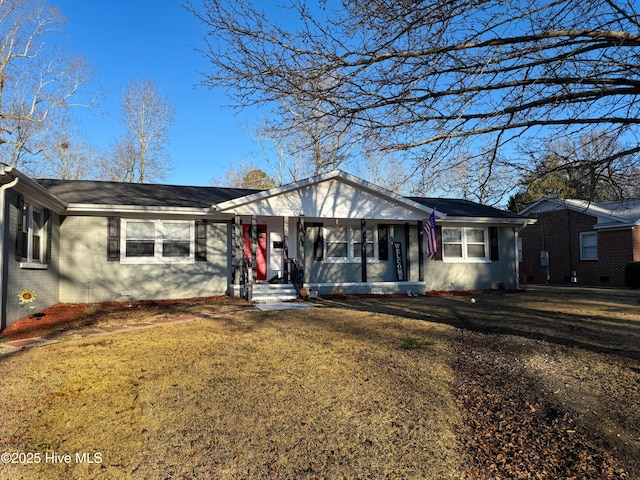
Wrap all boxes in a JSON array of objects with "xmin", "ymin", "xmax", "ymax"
[{"xmin": 518, "ymin": 198, "xmax": 640, "ymax": 287}]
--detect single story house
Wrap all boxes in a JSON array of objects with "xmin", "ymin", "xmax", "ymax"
[
  {"xmin": 1, "ymin": 164, "xmax": 531, "ymax": 329},
  {"xmin": 518, "ymin": 197, "xmax": 640, "ymax": 286}
]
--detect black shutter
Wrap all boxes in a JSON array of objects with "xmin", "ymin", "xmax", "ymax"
[
  {"xmin": 489, "ymin": 226, "xmax": 499, "ymax": 261},
  {"xmin": 107, "ymin": 217, "xmax": 120, "ymax": 261},
  {"xmin": 195, "ymin": 220, "xmax": 207, "ymax": 261},
  {"xmin": 313, "ymin": 223, "xmax": 324, "ymax": 261},
  {"xmin": 15, "ymin": 194, "xmax": 25, "ymax": 261},
  {"xmin": 44, "ymin": 209, "xmax": 53, "ymax": 263},
  {"xmin": 434, "ymin": 226, "xmax": 443, "ymax": 261},
  {"xmin": 378, "ymin": 225, "xmax": 389, "ymax": 261}
]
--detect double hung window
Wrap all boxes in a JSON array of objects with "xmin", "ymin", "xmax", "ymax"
[
  {"xmin": 442, "ymin": 227, "xmax": 489, "ymax": 262},
  {"xmin": 18, "ymin": 201, "xmax": 46, "ymax": 267},
  {"xmin": 122, "ymin": 220, "xmax": 195, "ymax": 263},
  {"xmin": 579, "ymin": 232, "xmax": 598, "ymax": 260},
  {"xmin": 324, "ymin": 225, "xmax": 378, "ymax": 262}
]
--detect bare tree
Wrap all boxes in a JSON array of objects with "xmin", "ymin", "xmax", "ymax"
[
  {"xmin": 187, "ymin": 0, "xmax": 640, "ymax": 197},
  {"xmin": 256, "ymin": 113, "xmax": 354, "ymax": 182},
  {"xmin": 31, "ymin": 116, "xmax": 101, "ymax": 179},
  {"xmin": 104, "ymin": 79, "xmax": 174, "ymax": 183},
  {"xmin": 0, "ymin": 0, "xmax": 93, "ymax": 169}
]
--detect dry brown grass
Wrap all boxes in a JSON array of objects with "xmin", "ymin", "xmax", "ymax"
[
  {"xmin": 0, "ymin": 286, "xmax": 639, "ymax": 479},
  {"xmin": 0, "ymin": 304, "xmax": 462, "ymax": 479}
]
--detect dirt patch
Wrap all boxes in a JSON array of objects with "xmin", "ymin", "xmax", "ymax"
[{"xmin": 1, "ymin": 296, "xmax": 247, "ymax": 342}]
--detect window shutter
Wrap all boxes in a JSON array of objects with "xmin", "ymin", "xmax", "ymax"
[
  {"xmin": 435, "ymin": 226, "xmax": 443, "ymax": 261},
  {"xmin": 378, "ymin": 225, "xmax": 389, "ymax": 261},
  {"xmin": 15, "ymin": 194, "xmax": 25, "ymax": 261},
  {"xmin": 44, "ymin": 209, "xmax": 53, "ymax": 263},
  {"xmin": 107, "ymin": 217, "xmax": 120, "ymax": 261},
  {"xmin": 195, "ymin": 220, "xmax": 207, "ymax": 261},
  {"xmin": 489, "ymin": 227, "xmax": 499, "ymax": 261},
  {"xmin": 313, "ymin": 223, "xmax": 324, "ymax": 261}
]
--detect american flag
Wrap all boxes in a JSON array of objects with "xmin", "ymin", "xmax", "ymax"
[{"xmin": 424, "ymin": 212, "xmax": 438, "ymax": 260}]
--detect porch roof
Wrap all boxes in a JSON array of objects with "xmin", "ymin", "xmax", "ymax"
[{"xmin": 213, "ymin": 170, "xmax": 443, "ymax": 220}]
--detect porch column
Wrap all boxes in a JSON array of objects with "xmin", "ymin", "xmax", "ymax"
[
  {"xmin": 283, "ymin": 216, "xmax": 289, "ymax": 283},
  {"xmin": 361, "ymin": 219, "xmax": 367, "ymax": 283},
  {"xmin": 404, "ymin": 223, "xmax": 411, "ymax": 281},
  {"xmin": 246, "ymin": 215, "xmax": 256, "ymax": 300},
  {"xmin": 232, "ymin": 215, "xmax": 242, "ymax": 291},
  {"xmin": 418, "ymin": 220, "xmax": 424, "ymax": 282},
  {"xmin": 251, "ymin": 216, "xmax": 257, "ymax": 284},
  {"xmin": 298, "ymin": 215, "xmax": 305, "ymax": 285}
]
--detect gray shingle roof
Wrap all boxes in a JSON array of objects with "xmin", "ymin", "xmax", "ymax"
[
  {"xmin": 37, "ymin": 179, "xmax": 261, "ymax": 209},
  {"xmin": 37, "ymin": 178, "xmax": 519, "ymax": 219},
  {"xmin": 408, "ymin": 197, "xmax": 521, "ymax": 219}
]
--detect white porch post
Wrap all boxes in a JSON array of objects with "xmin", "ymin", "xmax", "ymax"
[
  {"xmin": 247, "ymin": 215, "xmax": 257, "ymax": 300},
  {"xmin": 231, "ymin": 214, "xmax": 242, "ymax": 293}
]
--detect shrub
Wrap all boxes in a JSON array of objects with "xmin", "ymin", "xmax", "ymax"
[{"xmin": 624, "ymin": 262, "xmax": 640, "ymax": 288}]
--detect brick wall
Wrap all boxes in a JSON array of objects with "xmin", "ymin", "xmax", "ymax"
[
  {"xmin": 633, "ymin": 226, "xmax": 640, "ymax": 262},
  {"xmin": 519, "ymin": 209, "xmax": 633, "ymax": 287}
]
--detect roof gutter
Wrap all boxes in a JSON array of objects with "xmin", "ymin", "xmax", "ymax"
[
  {"xmin": 513, "ymin": 218, "xmax": 534, "ymax": 233},
  {"xmin": 0, "ymin": 164, "xmax": 66, "ymax": 213},
  {"xmin": 0, "ymin": 176, "xmax": 19, "ymax": 331}
]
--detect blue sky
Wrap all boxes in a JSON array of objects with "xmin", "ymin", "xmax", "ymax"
[{"xmin": 52, "ymin": 0, "xmax": 261, "ymax": 186}]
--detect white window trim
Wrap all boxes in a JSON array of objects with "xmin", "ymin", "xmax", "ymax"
[
  {"xmin": 20, "ymin": 202, "xmax": 47, "ymax": 268},
  {"xmin": 579, "ymin": 231, "xmax": 598, "ymax": 261},
  {"xmin": 323, "ymin": 224, "xmax": 379, "ymax": 263},
  {"xmin": 120, "ymin": 219, "xmax": 196, "ymax": 264},
  {"xmin": 442, "ymin": 226, "xmax": 491, "ymax": 263}
]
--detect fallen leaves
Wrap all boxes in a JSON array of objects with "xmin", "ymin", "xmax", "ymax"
[{"xmin": 451, "ymin": 329, "xmax": 633, "ymax": 479}]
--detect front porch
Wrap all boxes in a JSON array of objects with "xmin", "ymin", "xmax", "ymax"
[
  {"xmin": 213, "ymin": 171, "xmax": 440, "ymax": 303},
  {"xmin": 228, "ymin": 213, "xmax": 428, "ymax": 302}
]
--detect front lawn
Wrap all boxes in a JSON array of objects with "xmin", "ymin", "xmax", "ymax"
[
  {"xmin": 0, "ymin": 302, "xmax": 460, "ymax": 479},
  {"xmin": 0, "ymin": 287, "xmax": 638, "ymax": 479}
]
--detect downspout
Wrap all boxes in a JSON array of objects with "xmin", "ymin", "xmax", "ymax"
[
  {"xmin": 513, "ymin": 220, "xmax": 528, "ymax": 290},
  {"xmin": 0, "ymin": 177, "xmax": 20, "ymax": 330}
]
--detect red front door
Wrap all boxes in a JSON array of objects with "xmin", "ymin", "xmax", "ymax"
[{"xmin": 243, "ymin": 224, "xmax": 268, "ymax": 281}]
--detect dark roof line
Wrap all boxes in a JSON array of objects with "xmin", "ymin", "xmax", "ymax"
[
  {"xmin": 37, "ymin": 178, "xmax": 518, "ymax": 218},
  {"xmin": 37, "ymin": 179, "xmax": 261, "ymax": 209}
]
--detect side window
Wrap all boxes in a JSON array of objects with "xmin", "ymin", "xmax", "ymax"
[
  {"xmin": 580, "ymin": 232, "xmax": 598, "ymax": 260},
  {"xmin": 17, "ymin": 197, "xmax": 47, "ymax": 266}
]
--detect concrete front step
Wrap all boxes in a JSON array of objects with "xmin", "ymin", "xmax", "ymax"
[{"xmin": 250, "ymin": 283, "xmax": 298, "ymax": 303}]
